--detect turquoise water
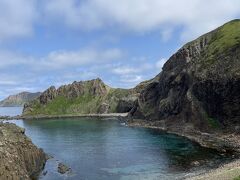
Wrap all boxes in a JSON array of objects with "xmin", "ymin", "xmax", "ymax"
[
  {"xmin": 8, "ymin": 117, "xmax": 229, "ymax": 180},
  {"xmin": 0, "ymin": 106, "xmax": 23, "ymax": 116}
]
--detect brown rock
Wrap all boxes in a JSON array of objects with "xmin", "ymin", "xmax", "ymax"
[{"xmin": 0, "ymin": 123, "xmax": 46, "ymax": 180}]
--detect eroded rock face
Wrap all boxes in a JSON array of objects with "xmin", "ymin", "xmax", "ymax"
[
  {"xmin": 40, "ymin": 86, "xmax": 57, "ymax": 104},
  {"xmin": 130, "ymin": 20, "xmax": 240, "ymax": 132},
  {"xmin": 37, "ymin": 78, "xmax": 110, "ymax": 105},
  {"xmin": 23, "ymin": 78, "xmax": 141, "ymax": 115},
  {"xmin": 116, "ymin": 99, "xmax": 135, "ymax": 113},
  {"xmin": 0, "ymin": 123, "xmax": 46, "ymax": 180}
]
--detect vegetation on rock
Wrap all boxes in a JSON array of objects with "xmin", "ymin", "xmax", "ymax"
[
  {"xmin": 23, "ymin": 78, "xmax": 139, "ymax": 116},
  {"xmin": 130, "ymin": 19, "xmax": 240, "ymax": 132}
]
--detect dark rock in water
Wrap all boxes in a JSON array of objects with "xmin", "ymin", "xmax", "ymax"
[
  {"xmin": 58, "ymin": 163, "xmax": 71, "ymax": 174},
  {"xmin": 0, "ymin": 123, "xmax": 46, "ymax": 180},
  {"xmin": 42, "ymin": 170, "xmax": 48, "ymax": 176}
]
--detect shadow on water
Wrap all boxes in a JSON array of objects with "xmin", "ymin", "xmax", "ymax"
[{"xmin": 9, "ymin": 118, "xmax": 232, "ymax": 180}]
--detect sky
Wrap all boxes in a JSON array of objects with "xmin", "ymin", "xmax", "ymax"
[{"xmin": 0, "ymin": 0, "xmax": 240, "ymax": 99}]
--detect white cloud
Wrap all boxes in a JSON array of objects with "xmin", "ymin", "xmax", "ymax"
[
  {"xmin": 112, "ymin": 63, "xmax": 153, "ymax": 75},
  {"xmin": 0, "ymin": 48, "xmax": 123, "ymax": 70},
  {"xmin": 112, "ymin": 67, "xmax": 139, "ymax": 75},
  {"xmin": 0, "ymin": 0, "xmax": 239, "ymax": 42},
  {"xmin": 42, "ymin": 48, "xmax": 123, "ymax": 69},
  {"xmin": 42, "ymin": 0, "xmax": 240, "ymax": 40},
  {"xmin": 0, "ymin": 48, "xmax": 124, "ymax": 98},
  {"xmin": 120, "ymin": 75, "xmax": 143, "ymax": 84},
  {"xmin": 0, "ymin": 0, "xmax": 37, "ymax": 42}
]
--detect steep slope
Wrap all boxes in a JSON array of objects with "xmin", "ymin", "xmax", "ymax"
[
  {"xmin": 23, "ymin": 78, "xmax": 139, "ymax": 115},
  {"xmin": 130, "ymin": 19, "xmax": 240, "ymax": 133},
  {"xmin": 0, "ymin": 123, "xmax": 46, "ymax": 179},
  {"xmin": 0, "ymin": 92, "xmax": 41, "ymax": 107}
]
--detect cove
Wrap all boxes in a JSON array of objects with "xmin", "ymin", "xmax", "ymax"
[{"xmin": 9, "ymin": 118, "xmax": 229, "ymax": 180}]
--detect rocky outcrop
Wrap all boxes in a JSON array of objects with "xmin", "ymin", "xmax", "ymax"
[
  {"xmin": 130, "ymin": 20, "xmax": 240, "ymax": 133},
  {"xmin": 39, "ymin": 78, "xmax": 109, "ymax": 105},
  {"xmin": 23, "ymin": 78, "xmax": 139, "ymax": 116},
  {"xmin": 0, "ymin": 123, "xmax": 46, "ymax": 180},
  {"xmin": 0, "ymin": 92, "xmax": 41, "ymax": 107},
  {"xmin": 57, "ymin": 163, "xmax": 71, "ymax": 174}
]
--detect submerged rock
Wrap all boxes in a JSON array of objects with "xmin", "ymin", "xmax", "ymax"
[
  {"xmin": 0, "ymin": 123, "xmax": 46, "ymax": 180},
  {"xmin": 58, "ymin": 163, "xmax": 71, "ymax": 174}
]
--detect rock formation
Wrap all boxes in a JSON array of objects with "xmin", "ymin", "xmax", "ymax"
[
  {"xmin": 23, "ymin": 78, "xmax": 139, "ymax": 115},
  {"xmin": 23, "ymin": 19, "xmax": 240, "ymax": 137},
  {"xmin": 0, "ymin": 92, "xmax": 41, "ymax": 107},
  {"xmin": 58, "ymin": 163, "xmax": 71, "ymax": 174},
  {"xmin": 0, "ymin": 122, "xmax": 46, "ymax": 180},
  {"xmin": 130, "ymin": 19, "xmax": 240, "ymax": 132}
]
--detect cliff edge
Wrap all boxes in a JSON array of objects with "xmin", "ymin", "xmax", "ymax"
[{"xmin": 0, "ymin": 123, "xmax": 46, "ymax": 180}]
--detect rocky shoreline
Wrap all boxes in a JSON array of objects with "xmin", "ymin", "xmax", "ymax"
[
  {"xmin": 3, "ymin": 114, "xmax": 240, "ymax": 154},
  {"xmin": 127, "ymin": 119, "xmax": 240, "ymax": 154},
  {"xmin": 0, "ymin": 113, "xmax": 128, "ymax": 121},
  {"xmin": 127, "ymin": 119, "xmax": 240, "ymax": 180},
  {"xmin": 1, "ymin": 114, "xmax": 240, "ymax": 180},
  {"xmin": 0, "ymin": 122, "xmax": 46, "ymax": 180},
  {"xmin": 186, "ymin": 159, "xmax": 240, "ymax": 180}
]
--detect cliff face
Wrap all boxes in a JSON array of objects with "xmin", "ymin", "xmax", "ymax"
[
  {"xmin": 23, "ymin": 78, "xmax": 139, "ymax": 115},
  {"xmin": 130, "ymin": 20, "xmax": 240, "ymax": 132},
  {"xmin": 0, "ymin": 123, "xmax": 46, "ymax": 180},
  {"xmin": 0, "ymin": 92, "xmax": 41, "ymax": 107}
]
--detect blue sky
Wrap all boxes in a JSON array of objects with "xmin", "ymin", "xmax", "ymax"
[{"xmin": 0, "ymin": 0, "xmax": 240, "ymax": 99}]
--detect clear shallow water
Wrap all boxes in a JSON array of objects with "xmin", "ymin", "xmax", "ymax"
[
  {"xmin": 0, "ymin": 106, "xmax": 23, "ymax": 116},
  {"xmin": 7, "ymin": 118, "xmax": 229, "ymax": 180}
]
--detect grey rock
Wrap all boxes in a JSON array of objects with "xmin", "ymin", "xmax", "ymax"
[
  {"xmin": 0, "ymin": 123, "xmax": 46, "ymax": 180},
  {"xmin": 58, "ymin": 163, "xmax": 71, "ymax": 174}
]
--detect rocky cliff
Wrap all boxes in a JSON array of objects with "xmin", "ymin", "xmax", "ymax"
[
  {"xmin": 130, "ymin": 19, "xmax": 240, "ymax": 133},
  {"xmin": 0, "ymin": 92, "xmax": 41, "ymax": 107},
  {"xmin": 23, "ymin": 20, "xmax": 240, "ymax": 136},
  {"xmin": 0, "ymin": 122, "xmax": 46, "ymax": 179},
  {"xmin": 23, "ymin": 78, "xmax": 139, "ymax": 115}
]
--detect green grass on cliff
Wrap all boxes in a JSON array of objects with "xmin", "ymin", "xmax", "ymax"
[
  {"xmin": 203, "ymin": 19, "xmax": 240, "ymax": 66},
  {"xmin": 234, "ymin": 176, "xmax": 240, "ymax": 180},
  {"xmin": 209, "ymin": 20, "xmax": 240, "ymax": 51},
  {"xmin": 25, "ymin": 88, "xmax": 134, "ymax": 115},
  {"xmin": 27, "ymin": 95, "xmax": 102, "ymax": 115}
]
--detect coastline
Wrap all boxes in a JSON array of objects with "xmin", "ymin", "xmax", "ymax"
[
  {"xmin": 186, "ymin": 159, "xmax": 240, "ymax": 180},
  {"xmin": 127, "ymin": 119, "xmax": 240, "ymax": 180},
  {"xmin": 2, "ymin": 113, "xmax": 240, "ymax": 179},
  {"xmin": 2, "ymin": 114, "xmax": 240, "ymax": 154},
  {"xmin": 127, "ymin": 119, "xmax": 240, "ymax": 154},
  {"xmin": 0, "ymin": 123, "xmax": 46, "ymax": 179},
  {"xmin": 0, "ymin": 113, "xmax": 128, "ymax": 120}
]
